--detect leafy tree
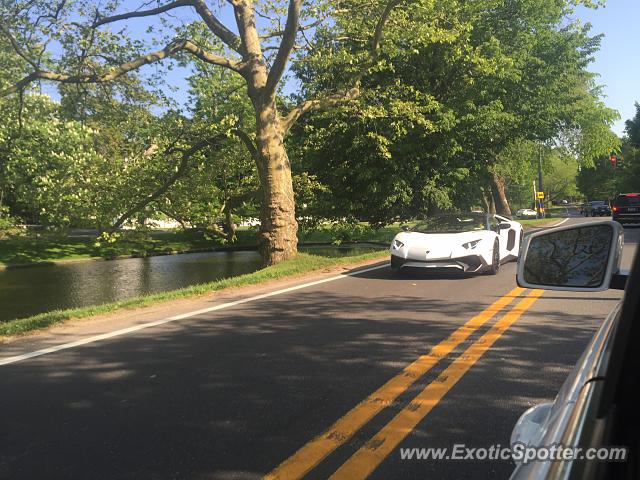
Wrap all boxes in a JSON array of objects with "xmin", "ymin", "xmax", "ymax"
[
  {"xmin": 0, "ymin": 94, "xmax": 118, "ymax": 227},
  {"xmin": 544, "ymin": 153, "xmax": 580, "ymax": 203},
  {"xmin": 626, "ymin": 103, "xmax": 640, "ymax": 148},
  {"xmin": 576, "ymin": 104, "xmax": 640, "ymax": 200},
  {"xmin": 576, "ymin": 158, "xmax": 618, "ymax": 201},
  {"xmin": 293, "ymin": 0, "xmax": 616, "ymax": 218},
  {"xmin": 0, "ymin": 0, "xmax": 404, "ymax": 265}
]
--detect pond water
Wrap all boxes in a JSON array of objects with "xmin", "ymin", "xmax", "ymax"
[{"xmin": 0, "ymin": 244, "xmax": 384, "ymax": 322}]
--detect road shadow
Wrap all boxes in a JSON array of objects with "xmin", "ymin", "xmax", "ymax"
[
  {"xmin": 0, "ymin": 282, "xmax": 617, "ymax": 480},
  {"xmin": 347, "ymin": 264, "xmax": 497, "ymax": 281}
]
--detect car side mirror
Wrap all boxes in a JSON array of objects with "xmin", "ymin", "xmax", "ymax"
[
  {"xmin": 499, "ymin": 223, "xmax": 511, "ymax": 230},
  {"xmin": 401, "ymin": 225, "xmax": 410, "ymax": 231},
  {"xmin": 517, "ymin": 221, "xmax": 624, "ymax": 292}
]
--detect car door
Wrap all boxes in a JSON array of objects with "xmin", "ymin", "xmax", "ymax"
[{"xmin": 492, "ymin": 215, "xmax": 513, "ymax": 259}]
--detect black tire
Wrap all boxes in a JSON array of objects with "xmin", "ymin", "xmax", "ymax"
[{"xmin": 488, "ymin": 240, "xmax": 500, "ymax": 275}]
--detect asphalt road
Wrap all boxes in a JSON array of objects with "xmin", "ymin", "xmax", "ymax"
[{"xmin": 1, "ymin": 216, "xmax": 638, "ymax": 480}]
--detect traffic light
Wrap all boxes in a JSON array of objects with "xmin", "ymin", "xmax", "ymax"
[{"xmin": 610, "ymin": 153, "xmax": 617, "ymax": 168}]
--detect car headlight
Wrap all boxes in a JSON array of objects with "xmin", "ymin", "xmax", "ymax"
[
  {"xmin": 392, "ymin": 239, "xmax": 404, "ymax": 250},
  {"xmin": 462, "ymin": 239, "xmax": 482, "ymax": 250}
]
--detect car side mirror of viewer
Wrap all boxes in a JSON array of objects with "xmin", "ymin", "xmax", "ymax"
[{"xmin": 517, "ymin": 221, "xmax": 625, "ymax": 292}]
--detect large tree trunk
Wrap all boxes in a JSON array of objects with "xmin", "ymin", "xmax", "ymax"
[
  {"xmin": 254, "ymin": 100, "xmax": 298, "ymax": 265},
  {"xmin": 489, "ymin": 171, "xmax": 511, "ymax": 216}
]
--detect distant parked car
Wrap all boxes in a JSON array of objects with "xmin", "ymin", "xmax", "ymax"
[
  {"xmin": 516, "ymin": 208, "xmax": 537, "ymax": 218},
  {"xmin": 583, "ymin": 200, "xmax": 611, "ymax": 217},
  {"xmin": 612, "ymin": 193, "xmax": 640, "ymax": 225}
]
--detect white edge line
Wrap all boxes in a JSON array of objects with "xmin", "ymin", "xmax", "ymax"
[
  {"xmin": 0, "ymin": 263, "xmax": 388, "ymax": 367},
  {"xmin": 554, "ymin": 218, "xmax": 570, "ymax": 226}
]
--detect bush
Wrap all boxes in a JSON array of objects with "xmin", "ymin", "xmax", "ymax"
[
  {"xmin": 91, "ymin": 230, "xmax": 155, "ymax": 258},
  {"xmin": 0, "ymin": 206, "xmax": 18, "ymax": 239},
  {"xmin": 326, "ymin": 220, "xmax": 374, "ymax": 245}
]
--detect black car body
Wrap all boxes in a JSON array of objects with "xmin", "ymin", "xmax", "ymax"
[
  {"xmin": 612, "ymin": 193, "xmax": 640, "ymax": 225},
  {"xmin": 583, "ymin": 200, "xmax": 611, "ymax": 217}
]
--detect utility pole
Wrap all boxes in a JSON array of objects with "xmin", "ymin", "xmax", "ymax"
[{"xmin": 537, "ymin": 144, "xmax": 545, "ymax": 219}]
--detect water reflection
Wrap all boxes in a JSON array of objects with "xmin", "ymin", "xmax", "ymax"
[{"xmin": 0, "ymin": 245, "xmax": 382, "ymax": 322}]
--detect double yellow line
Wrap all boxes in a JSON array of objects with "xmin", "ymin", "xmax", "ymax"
[{"xmin": 265, "ymin": 287, "xmax": 543, "ymax": 480}]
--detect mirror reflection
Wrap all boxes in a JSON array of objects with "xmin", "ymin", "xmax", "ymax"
[{"xmin": 523, "ymin": 225, "xmax": 613, "ymax": 288}]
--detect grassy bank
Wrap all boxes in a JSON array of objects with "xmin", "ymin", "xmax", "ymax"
[
  {"xmin": 0, "ymin": 250, "xmax": 388, "ymax": 338},
  {"xmin": 0, "ymin": 230, "xmax": 254, "ymax": 267},
  {"xmin": 0, "ymin": 224, "xmax": 402, "ymax": 267}
]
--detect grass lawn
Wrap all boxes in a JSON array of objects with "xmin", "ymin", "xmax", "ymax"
[{"xmin": 0, "ymin": 250, "xmax": 388, "ymax": 338}]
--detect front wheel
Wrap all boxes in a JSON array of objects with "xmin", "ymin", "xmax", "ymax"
[{"xmin": 488, "ymin": 240, "xmax": 501, "ymax": 275}]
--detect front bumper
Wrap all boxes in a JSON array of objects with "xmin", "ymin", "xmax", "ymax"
[{"xmin": 390, "ymin": 254, "xmax": 487, "ymax": 272}]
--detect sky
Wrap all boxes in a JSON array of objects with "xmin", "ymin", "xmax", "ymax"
[{"xmin": 574, "ymin": 0, "xmax": 640, "ymax": 135}]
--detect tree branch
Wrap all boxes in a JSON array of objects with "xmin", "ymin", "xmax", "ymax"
[
  {"xmin": 221, "ymin": 188, "xmax": 261, "ymax": 213},
  {"xmin": 260, "ymin": 17, "xmax": 323, "ymax": 40},
  {"xmin": 265, "ymin": 0, "xmax": 302, "ymax": 98},
  {"xmin": 0, "ymin": 22, "xmax": 39, "ymax": 69},
  {"xmin": 230, "ymin": 128, "xmax": 258, "ymax": 160},
  {"xmin": 0, "ymin": 39, "xmax": 241, "ymax": 97},
  {"xmin": 370, "ymin": 0, "xmax": 403, "ymax": 65},
  {"xmin": 192, "ymin": 0, "xmax": 242, "ymax": 52},
  {"xmin": 278, "ymin": 0, "xmax": 405, "ymax": 131},
  {"xmin": 93, "ymin": 0, "xmax": 193, "ymax": 27},
  {"xmin": 93, "ymin": 0, "xmax": 241, "ymax": 53},
  {"xmin": 281, "ymin": 86, "xmax": 360, "ymax": 134},
  {"xmin": 351, "ymin": 0, "xmax": 406, "ymax": 82},
  {"xmin": 111, "ymin": 134, "xmax": 225, "ymax": 230}
]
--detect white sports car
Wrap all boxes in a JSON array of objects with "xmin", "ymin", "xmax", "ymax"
[{"xmin": 390, "ymin": 213, "xmax": 523, "ymax": 275}]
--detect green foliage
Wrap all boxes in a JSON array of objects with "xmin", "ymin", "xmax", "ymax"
[
  {"xmin": 577, "ymin": 105, "xmax": 640, "ymax": 200},
  {"xmin": 576, "ymin": 159, "xmax": 618, "ymax": 200},
  {"xmin": 291, "ymin": 0, "xmax": 618, "ymax": 219},
  {"xmin": 626, "ymin": 103, "xmax": 640, "ymax": 148},
  {"xmin": 0, "ymin": 0, "xmax": 623, "ymax": 231},
  {"xmin": 325, "ymin": 220, "xmax": 375, "ymax": 245},
  {"xmin": 0, "ymin": 204, "xmax": 17, "ymax": 238},
  {"xmin": 0, "ymin": 94, "xmax": 118, "ymax": 226}
]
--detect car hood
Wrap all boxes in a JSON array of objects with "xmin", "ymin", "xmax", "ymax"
[{"xmin": 394, "ymin": 230, "xmax": 491, "ymax": 245}]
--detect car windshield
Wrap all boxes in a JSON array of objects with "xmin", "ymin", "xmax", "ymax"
[
  {"xmin": 615, "ymin": 195, "xmax": 640, "ymax": 206},
  {"xmin": 590, "ymin": 201, "xmax": 606, "ymax": 206},
  {"xmin": 412, "ymin": 214, "xmax": 487, "ymax": 233}
]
